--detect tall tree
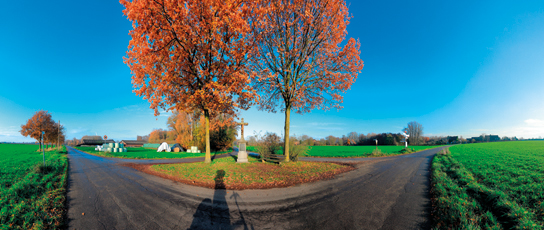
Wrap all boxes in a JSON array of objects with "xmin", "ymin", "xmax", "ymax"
[
  {"xmin": 167, "ymin": 111, "xmax": 195, "ymax": 149},
  {"xmin": 251, "ymin": 0, "xmax": 363, "ymax": 161},
  {"xmin": 45, "ymin": 122, "xmax": 65, "ymax": 149},
  {"xmin": 121, "ymin": 0, "xmax": 259, "ymax": 163},
  {"xmin": 20, "ymin": 110, "xmax": 55, "ymax": 151},
  {"xmin": 137, "ymin": 135, "xmax": 149, "ymax": 142},
  {"xmin": 404, "ymin": 121, "xmax": 423, "ymax": 146},
  {"xmin": 347, "ymin": 131, "xmax": 358, "ymax": 144},
  {"xmin": 148, "ymin": 129, "xmax": 172, "ymax": 143},
  {"xmin": 209, "ymin": 113, "xmax": 238, "ymax": 151}
]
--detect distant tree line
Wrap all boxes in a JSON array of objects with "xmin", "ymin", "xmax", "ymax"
[
  {"xmin": 245, "ymin": 121, "xmax": 427, "ymax": 146},
  {"xmin": 244, "ymin": 121, "xmax": 525, "ymax": 148},
  {"xmin": 465, "ymin": 134, "xmax": 519, "ymax": 143}
]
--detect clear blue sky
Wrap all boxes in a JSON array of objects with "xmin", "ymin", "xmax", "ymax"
[{"xmin": 1, "ymin": 0, "xmax": 543, "ymax": 142}]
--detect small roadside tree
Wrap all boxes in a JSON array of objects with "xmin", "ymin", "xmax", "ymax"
[
  {"xmin": 20, "ymin": 110, "xmax": 56, "ymax": 151},
  {"xmin": 45, "ymin": 122, "xmax": 65, "ymax": 149},
  {"xmin": 122, "ymin": 0, "xmax": 259, "ymax": 163},
  {"xmin": 251, "ymin": 0, "xmax": 364, "ymax": 162}
]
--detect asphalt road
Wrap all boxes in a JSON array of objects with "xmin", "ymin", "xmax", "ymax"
[{"xmin": 66, "ymin": 146, "xmax": 447, "ymax": 229}]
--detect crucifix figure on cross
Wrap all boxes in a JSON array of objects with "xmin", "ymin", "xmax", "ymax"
[
  {"xmin": 237, "ymin": 118, "xmax": 249, "ymax": 141},
  {"xmin": 236, "ymin": 118, "xmax": 249, "ymax": 163}
]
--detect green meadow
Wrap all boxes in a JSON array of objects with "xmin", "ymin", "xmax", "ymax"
[
  {"xmin": 0, "ymin": 144, "xmax": 68, "ymax": 229},
  {"xmin": 247, "ymin": 145, "xmax": 440, "ymax": 157},
  {"xmin": 75, "ymin": 146, "xmax": 232, "ymax": 159},
  {"xmin": 302, "ymin": 145, "xmax": 440, "ymax": 157},
  {"xmin": 431, "ymin": 141, "xmax": 544, "ymax": 229}
]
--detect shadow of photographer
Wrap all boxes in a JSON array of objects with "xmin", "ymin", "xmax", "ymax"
[{"xmin": 188, "ymin": 170, "xmax": 250, "ymax": 230}]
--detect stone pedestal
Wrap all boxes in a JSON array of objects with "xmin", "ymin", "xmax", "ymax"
[{"xmin": 237, "ymin": 141, "xmax": 248, "ymax": 163}]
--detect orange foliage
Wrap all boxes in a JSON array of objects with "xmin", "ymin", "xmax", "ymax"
[
  {"xmin": 251, "ymin": 0, "xmax": 363, "ymax": 114},
  {"xmin": 186, "ymin": 112, "xmax": 237, "ymax": 151},
  {"xmin": 45, "ymin": 122, "xmax": 65, "ymax": 147},
  {"xmin": 168, "ymin": 111, "xmax": 195, "ymax": 149},
  {"xmin": 148, "ymin": 129, "xmax": 172, "ymax": 143},
  {"xmin": 20, "ymin": 110, "xmax": 56, "ymax": 150},
  {"xmin": 121, "ymin": 0, "xmax": 258, "ymax": 115},
  {"xmin": 154, "ymin": 110, "xmax": 237, "ymax": 151},
  {"xmin": 251, "ymin": 0, "xmax": 364, "ymax": 160},
  {"xmin": 121, "ymin": 0, "xmax": 259, "ymax": 161}
]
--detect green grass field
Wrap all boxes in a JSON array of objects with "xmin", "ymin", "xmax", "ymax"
[
  {"xmin": 0, "ymin": 144, "xmax": 68, "ymax": 229},
  {"xmin": 431, "ymin": 141, "xmax": 544, "ymax": 229},
  {"xmin": 75, "ymin": 146, "xmax": 232, "ymax": 159},
  {"xmin": 247, "ymin": 145, "xmax": 441, "ymax": 157}
]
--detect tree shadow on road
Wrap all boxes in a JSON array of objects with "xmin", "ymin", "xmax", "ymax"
[{"xmin": 188, "ymin": 170, "xmax": 251, "ymax": 230}]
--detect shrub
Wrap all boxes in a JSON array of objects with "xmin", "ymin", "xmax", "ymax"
[
  {"xmin": 288, "ymin": 140, "xmax": 310, "ymax": 162},
  {"xmin": 370, "ymin": 149, "xmax": 384, "ymax": 156},
  {"xmin": 438, "ymin": 147, "xmax": 450, "ymax": 155},
  {"xmin": 253, "ymin": 132, "xmax": 282, "ymax": 163},
  {"xmin": 399, "ymin": 147, "xmax": 415, "ymax": 154}
]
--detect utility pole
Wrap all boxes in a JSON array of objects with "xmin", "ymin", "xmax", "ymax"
[{"xmin": 42, "ymin": 131, "xmax": 45, "ymax": 166}]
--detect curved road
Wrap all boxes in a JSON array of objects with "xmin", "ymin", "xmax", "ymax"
[{"xmin": 66, "ymin": 146, "xmax": 447, "ymax": 229}]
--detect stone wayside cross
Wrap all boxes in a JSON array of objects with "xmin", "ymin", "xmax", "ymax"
[
  {"xmin": 236, "ymin": 118, "xmax": 249, "ymax": 163},
  {"xmin": 237, "ymin": 118, "xmax": 249, "ymax": 141}
]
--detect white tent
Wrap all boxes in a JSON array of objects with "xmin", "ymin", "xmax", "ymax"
[{"xmin": 157, "ymin": 142, "xmax": 171, "ymax": 152}]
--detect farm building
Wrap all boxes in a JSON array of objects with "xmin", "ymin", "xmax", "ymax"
[
  {"xmin": 77, "ymin": 139, "xmax": 115, "ymax": 146},
  {"xmin": 120, "ymin": 140, "xmax": 147, "ymax": 147}
]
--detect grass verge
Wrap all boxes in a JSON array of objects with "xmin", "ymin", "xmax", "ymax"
[
  {"xmin": 128, "ymin": 155, "xmax": 355, "ymax": 190},
  {"xmin": 430, "ymin": 142, "xmax": 544, "ymax": 229},
  {"xmin": 75, "ymin": 146, "xmax": 232, "ymax": 159},
  {"xmin": 0, "ymin": 144, "xmax": 68, "ymax": 229}
]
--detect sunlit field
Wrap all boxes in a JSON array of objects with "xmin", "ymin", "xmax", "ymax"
[
  {"xmin": 247, "ymin": 145, "xmax": 440, "ymax": 157},
  {"xmin": 0, "ymin": 144, "xmax": 68, "ymax": 229},
  {"xmin": 303, "ymin": 145, "xmax": 441, "ymax": 157},
  {"xmin": 75, "ymin": 146, "xmax": 231, "ymax": 159},
  {"xmin": 431, "ymin": 141, "xmax": 544, "ymax": 229}
]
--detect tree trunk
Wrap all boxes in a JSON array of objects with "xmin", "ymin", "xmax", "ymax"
[
  {"xmin": 284, "ymin": 106, "xmax": 290, "ymax": 162},
  {"xmin": 204, "ymin": 109, "xmax": 211, "ymax": 163}
]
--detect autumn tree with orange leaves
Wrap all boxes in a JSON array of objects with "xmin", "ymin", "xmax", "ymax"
[
  {"xmin": 166, "ymin": 110, "xmax": 238, "ymax": 151},
  {"xmin": 251, "ymin": 0, "xmax": 364, "ymax": 162},
  {"xmin": 167, "ymin": 111, "xmax": 195, "ymax": 149},
  {"xmin": 45, "ymin": 122, "xmax": 65, "ymax": 149},
  {"xmin": 121, "ymin": 0, "xmax": 259, "ymax": 163},
  {"xmin": 20, "ymin": 110, "xmax": 58, "ymax": 151}
]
